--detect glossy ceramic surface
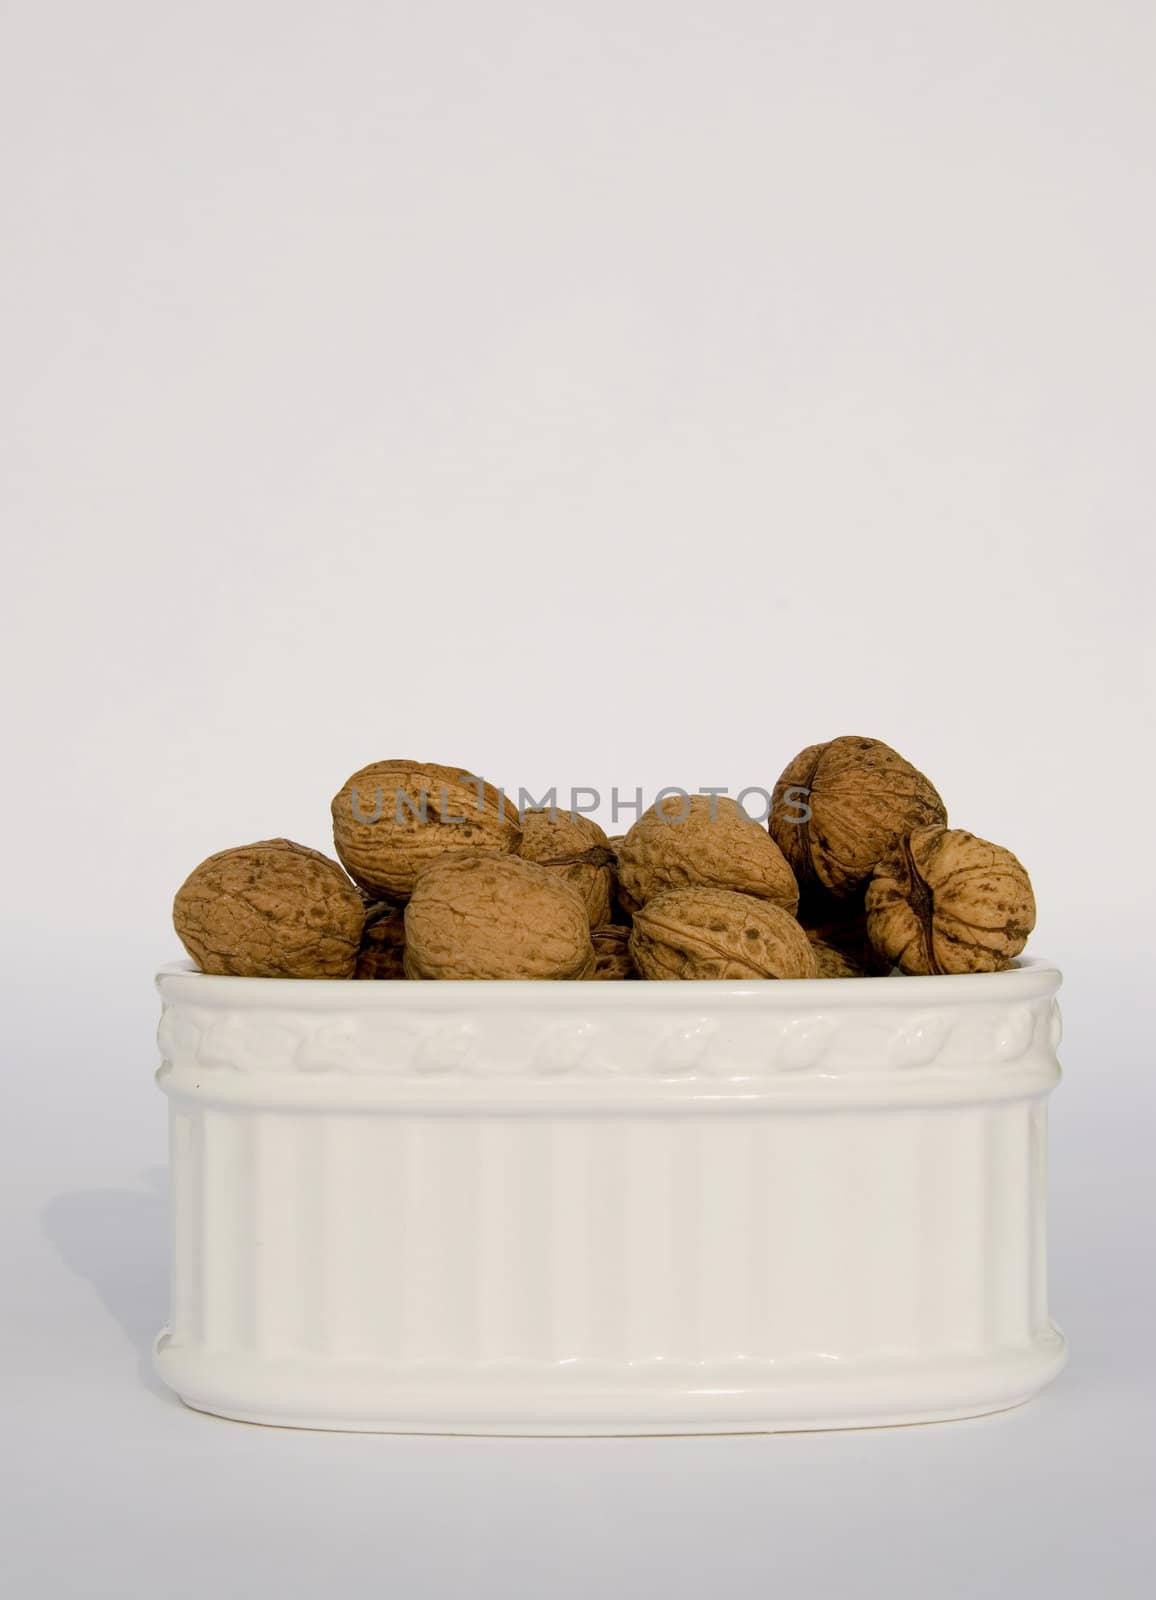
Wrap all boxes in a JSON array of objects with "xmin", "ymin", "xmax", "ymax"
[{"xmin": 154, "ymin": 959, "xmax": 1066, "ymax": 1433}]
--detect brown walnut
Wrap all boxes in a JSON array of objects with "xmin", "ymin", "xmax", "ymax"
[
  {"xmin": 770, "ymin": 736, "xmax": 946, "ymax": 899},
  {"xmin": 354, "ymin": 900, "xmax": 407, "ymax": 980},
  {"xmin": 331, "ymin": 759, "xmax": 521, "ymax": 900},
  {"xmin": 807, "ymin": 935, "xmax": 872, "ymax": 978},
  {"xmin": 404, "ymin": 855, "xmax": 596, "ymax": 980},
  {"xmin": 629, "ymin": 887, "xmax": 818, "ymax": 981},
  {"xmin": 865, "ymin": 825, "xmax": 1036, "ymax": 975},
  {"xmin": 518, "ymin": 809, "xmax": 614, "ymax": 926},
  {"xmin": 173, "ymin": 838, "xmax": 364, "ymax": 979},
  {"xmin": 605, "ymin": 835, "xmax": 634, "ymax": 925},
  {"xmin": 590, "ymin": 923, "xmax": 637, "ymax": 980},
  {"xmin": 797, "ymin": 886, "xmax": 890, "ymax": 976},
  {"xmin": 617, "ymin": 795, "xmax": 798, "ymax": 917}
]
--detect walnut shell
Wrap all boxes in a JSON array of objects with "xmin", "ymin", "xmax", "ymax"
[
  {"xmin": 617, "ymin": 795, "xmax": 799, "ymax": 917},
  {"xmin": 605, "ymin": 835, "xmax": 634, "ymax": 925},
  {"xmin": 331, "ymin": 760, "xmax": 521, "ymax": 900},
  {"xmin": 518, "ymin": 809, "xmax": 614, "ymax": 925},
  {"xmin": 630, "ymin": 888, "xmax": 818, "ymax": 981},
  {"xmin": 404, "ymin": 855, "xmax": 595, "ymax": 980},
  {"xmin": 770, "ymin": 736, "xmax": 946, "ymax": 899},
  {"xmin": 173, "ymin": 838, "xmax": 364, "ymax": 979},
  {"xmin": 797, "ymin": 886, "xmax": 890, "ymax": 976},
  {"xmin": 590, "ymin": 923, "xmax": 637, "ymax": 980},
  {"xmin": 354, "ymin": 900, "xmax": 406, "ymax": 980},
  {"xmin": 865, "ymin": 825, "xmax": 1036, "ymax": 975},
  {"xmin": 807, "ymin": 935, "xmax": 872, "ymax": 978}
]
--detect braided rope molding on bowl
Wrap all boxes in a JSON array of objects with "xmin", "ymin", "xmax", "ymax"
[{"xmin": 156, "ymin": 961, "xmax": 1061, "ymax": 1109}]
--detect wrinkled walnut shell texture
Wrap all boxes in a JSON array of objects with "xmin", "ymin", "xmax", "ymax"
[
  {"xmin": 590, "ymin": 923, "xmax": 637, "ymax": 980},
  {"xmin": 332, "ymin": 760, "xmax": 521, "ymax": 900},
  {"xmin": 518, "ymin": 809, "xmax": 614, "ymax": 926},
  {"xmin": 630, "ymin": 887, "xmax": 818, "ymax": 981},
  {"xmin": 605, "ymin": 835, "xmax": 635, "ymax": 925},
  {"xmin": 354, "ymin": 900, "xmax": 407, "ymax": 980},
  {"xmin": 807, "ymin": 935, "xmax": 872, "ymax": 978},
  {"xmin": 770, "ymin": 736, "xmax": 946, "ymax": 899},
  {"xmin": 797, "ymin": 886, "xmax": 890, "ymax": 976},
  {"xmin": 866, "ymin": 825, "xmax": 1036, "ymax": 975},
  {"xmin": 404, "ymin": 855, "xmax": 595, "ymax": 980},
  {"xmin": 173, "ymin": 838, "xmax": 364, "ymax": 979},
  {"xmin": 618, "ymin": 795, "xmax": 799, "ymax": 917}
]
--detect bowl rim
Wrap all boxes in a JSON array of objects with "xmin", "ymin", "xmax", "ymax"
[{"xmin": 156, "ymin": 957, "xmax": 1061, "ymax": 1011}]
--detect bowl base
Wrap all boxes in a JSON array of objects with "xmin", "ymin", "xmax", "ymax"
[{"xmin": 155, "ymin": 1327, "xmax": 1067, "ymax": 1436}]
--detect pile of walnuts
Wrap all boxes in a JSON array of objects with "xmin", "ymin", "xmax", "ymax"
[{"xmin": 172, "ymin": 739, "xmax": 1036, "ymax": 982}]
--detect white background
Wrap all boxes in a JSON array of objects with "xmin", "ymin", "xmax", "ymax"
[{"xmin": 2, "ymin": 2, "xmax": 1153, "ymax": 1595}]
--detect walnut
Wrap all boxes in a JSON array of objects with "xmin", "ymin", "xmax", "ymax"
[
  {"xmin": 331, "ymin": 760, "xmax": 521, "ymax": 900},
  {"xmin": 770, "ymin": 736, "xmax": 946, "ymax": 899},
  {"xmin": 807, "ymin": 936, "xmax": 872, "ymax": 978},
  {"xmin": 173, "ymin": 838, "xmax": 364, "ymax": 979},
  {"xmin": 590, "ymin": 923, "xmax": 637, "ymax": 980},
  {"xmin": 797, "ymin": 886, "xmax": 890, "ymax": 976},
  {"xmin": 865, "ymin": 825, "xmax": 1036, "ymax": 975},
  {"xmin": 617, "ymin": 795, "xmax": 798, "ymax": 917},
  {"xmin": 518, "ymin": 809, "xmax": 614, "ymax": 925},
  {"xmin": 629, "ymin": 888, "xmax": 818, "ymax": 981},
  {"xmin": 404, "ymin": 855, "xmax": 595, "ymax": 980},
  {"xmin": 606, "ymin": 835, "xmax": 634, "ymax": 925},
  {"xmin": 354, "ymin": 900, "xmax": 406, "ymax": 980}
]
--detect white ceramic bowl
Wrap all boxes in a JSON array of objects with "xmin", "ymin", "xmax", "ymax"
[{"xmin": 153, "ymin": 958, "xmax": 1066, "ymax": 1434}]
